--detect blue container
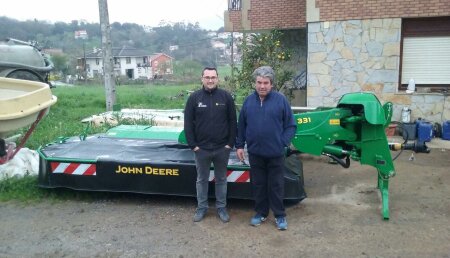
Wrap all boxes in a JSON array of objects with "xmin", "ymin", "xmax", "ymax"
[
  {"xmin": 415, "ymin": 119, "xmax": 423, "ymax": 129},
  {"xmin": 443, "ymin": 121, "xmax": 450, "ymax": 140},
  {"xmin": 417, "ymin": 121, "xmax": 433, "ymax": 142},
  {"xmin": 401, "ymin": 123, "xmax": 417, "ymax": 140}
]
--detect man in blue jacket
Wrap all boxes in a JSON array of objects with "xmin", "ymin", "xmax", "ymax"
[
  {"xmin": 236, "ymin": 66, "xmax": 297, "ymax": 230},
  {"xmin": 184, "ymin": 67, "xmax": 237, "ymax": 223}
]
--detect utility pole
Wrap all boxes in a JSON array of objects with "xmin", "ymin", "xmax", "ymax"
[
  {"xmin": 230, "ymin": 31, "xmax": 234, "ymax": 78},
  {"xmin": 83, "ymin": 40, "xmax": 87, "ymax": 83},
  {"xmin": 98, "ymin": 0, "xmax": 116, "ymax": 111}
]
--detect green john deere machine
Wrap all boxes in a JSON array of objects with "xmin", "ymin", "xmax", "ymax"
[
  {"xmin": 291, "ymin": 92, "xmax": 428, "ymax": 219},
  {"xmin": 38, "ymin": 92, "xmax": 429, "ymax": 220}
]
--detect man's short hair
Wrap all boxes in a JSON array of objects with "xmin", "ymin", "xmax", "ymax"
[
  {"xmin": 202, "ymin": 67, "xmax": 218, "ymax": 76},
  {"xmin": 252, "ymin": 66, "xmax": 275, "ymax": 85}
]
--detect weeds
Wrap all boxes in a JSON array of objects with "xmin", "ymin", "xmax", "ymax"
[{"xmin": 0, "ymin": 175, "xmax": 48, "ymax": 202}]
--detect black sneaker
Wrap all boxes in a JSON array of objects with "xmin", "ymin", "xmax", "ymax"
[
  {"xmin": 193, "ymin": 208, "xmax": 207, "ymax": 222},
  {"xmin": 217, "ymin": 207, "xmax": 230, "ymax": 223}
]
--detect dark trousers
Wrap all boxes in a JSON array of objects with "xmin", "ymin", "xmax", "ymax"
[{"xmin": 248, "ymin": 154, "xmax": 286, "ymax": 218}]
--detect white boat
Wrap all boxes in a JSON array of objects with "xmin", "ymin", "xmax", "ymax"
[{"xmin": 0, "ymin": 77, "xmax": 57, "ymax": 139}]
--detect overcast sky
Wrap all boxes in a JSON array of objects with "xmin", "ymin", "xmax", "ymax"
[{"xmin": 0, "ymin": 0, "xmax": 227, "ymax": 30}]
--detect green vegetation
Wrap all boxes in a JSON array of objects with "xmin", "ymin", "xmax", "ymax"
[
  {"xmin": 1, "ymin": 83, "xmax": 197, "ymax": 201},
  {"xmin": 217, "ymin": 65, "xmax": 233, "ymax": 78},
  {"xmin": 0, "ymin": 175, "xmax": 63, "ymax": 202},
  {"xmin": 24, "ymin": 84, "xmax": 197, "ymax": 149},
  {"xmin": 172, "ymin": 62, "xmax": 233, "ymax": 84},
  {"xmin": 230, "ymin": 30, "xmax": 293, "ymax": 97},
  {"xmin": 0, "ymin": 175, "xmax": 135, "ymax": 202}
]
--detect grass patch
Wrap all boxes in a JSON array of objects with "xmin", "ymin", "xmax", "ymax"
[
  {"xmin": 24, "ymin": 83, "xmax": 198, "ymax": 149},
  {"xmin": 1, "ymin": 83, "xmax": 197, "ymax": 202},
  {"xmin": 0, "ymin": 175, "xmax": 135, "ymax": 203},
  {"xmin": 0, "ymin": 176, "xmax": 47, "ymax": 202},
  {"xmin": 217, "ymin": 65, "xmax": 233, "ymax": 78}
]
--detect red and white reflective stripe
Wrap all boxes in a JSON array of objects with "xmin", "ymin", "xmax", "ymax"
[
  {"xmin": 50, "ymin": 162, "xmax": 96, "ymax": 176},
  {"xmin": 209, "ymin": 170, "xmax": 250, "ymax": 183}
]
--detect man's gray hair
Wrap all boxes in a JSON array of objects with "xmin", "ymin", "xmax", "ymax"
[{"xmin": 252, "ymin": 66, "xmax": 275, "ymax": 85}]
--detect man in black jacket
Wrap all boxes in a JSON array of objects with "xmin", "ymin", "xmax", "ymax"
[{"xmin": 184, "ymin": 67, "xmax": 237, "ymax": 223}]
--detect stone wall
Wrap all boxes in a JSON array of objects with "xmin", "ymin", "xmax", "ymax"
[{"xmin": 307, "ymin": 18, "xmax": 450, "ymax": 123}]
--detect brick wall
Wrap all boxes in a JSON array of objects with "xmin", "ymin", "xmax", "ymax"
[
  {"xmin": 228, "ymin": 11, "xmax": 243, "ymax": 31},
  {"xmin": 227, "ymin": 0, "xmax": 306, "ymax": 31},
  {"xmin": 249, "ymin": 0, "xmax": 307, "ymax": 29},
  {"xmin": 227, "ymin": 0, "xmax": 450, "ymax": 31},
  {"xmin": 316, "ymin": 0, "xmax": 450, "ymax": 21}
]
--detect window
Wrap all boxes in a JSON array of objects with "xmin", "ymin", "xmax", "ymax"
[
  {"xmin": 126, "ymin": 57, "xmax": 131, "ymax": 64},
  {"xmin": 402, "ymin": 37, "xmax": 450, "ymax": 84},
  {"xmin": 96, "ymin": 58, "xmax": 100, "ymax": 65},
  {"xmin": 228, "ymin": 0, "xmax": 241, "ymax": 10},
  {"xmin": 400, "ymin": 17, "xmax": 450, "ymax": 91}
]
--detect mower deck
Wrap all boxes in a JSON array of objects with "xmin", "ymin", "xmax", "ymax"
[{"xmin": 38, "ymin": 134, "xmax": 306, "ymax": 201}]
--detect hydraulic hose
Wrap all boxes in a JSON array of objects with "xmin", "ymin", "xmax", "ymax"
[{"xmin": 324, "ymin": 153, "xmax": 351, "ymax": 168}]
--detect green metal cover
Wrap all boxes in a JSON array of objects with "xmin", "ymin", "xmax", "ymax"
[
  {"xmin": 106, "ymin": 125, "xmax": 183, "ymax": 141},
  {"xmin": 337, "ymin": 92, "xmax": 387, "ymax": 125}
]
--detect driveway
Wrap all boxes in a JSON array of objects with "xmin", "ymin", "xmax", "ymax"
[{"xmin": 0, "ymin": 148, "xmax": 449, "ymax": 257}]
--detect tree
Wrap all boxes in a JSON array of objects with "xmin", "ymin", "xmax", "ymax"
[
  {"xmin": 230, "ymin": 30, "xmax": 293, "ymax": 98},
  {"xmin": 50, "ymin": 54, "xmax": 69, "ymax": 77}
]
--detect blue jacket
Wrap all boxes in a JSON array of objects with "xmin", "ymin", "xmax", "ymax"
[{"xmin": 236, "ymin": 91, "xmax": 297, "ymax": 158}]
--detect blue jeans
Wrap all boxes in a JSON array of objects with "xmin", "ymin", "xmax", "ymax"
[{"xmin": 194, "ymin": 147, "xmax": 231, "ymax": 210}]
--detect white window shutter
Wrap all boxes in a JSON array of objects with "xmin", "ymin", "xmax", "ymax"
[{"xmin": 401, "ymin": 36, "xmax": 450, "ymax": 84}]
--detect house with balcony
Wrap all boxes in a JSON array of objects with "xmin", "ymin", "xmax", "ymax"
[
  {"xmin": 224, "ymin": 0, "xmax": 450, "ymax": 123},
  {"xmin": 78, "ymin": 46, "xmax": 173, "ymax": 80}
]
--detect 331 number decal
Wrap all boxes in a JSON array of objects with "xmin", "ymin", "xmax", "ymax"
[{"xmin": 297, "ymin": 117, "xmax": 311, "ymax": 124}]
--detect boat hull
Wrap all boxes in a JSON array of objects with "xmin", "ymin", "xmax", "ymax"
[{"xmin": 0, "ymin": 77, "xmax": 56, "ymax": 138}]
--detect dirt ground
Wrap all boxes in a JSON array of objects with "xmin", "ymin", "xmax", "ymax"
[{"xmin": 1, "ymin": 148, "xmax": 449, "ymax": 257}]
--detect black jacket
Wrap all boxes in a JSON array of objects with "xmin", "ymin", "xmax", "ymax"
[{"xmin": 184, "ymin": 86, "xmax": 237, "ymax": 150}]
